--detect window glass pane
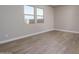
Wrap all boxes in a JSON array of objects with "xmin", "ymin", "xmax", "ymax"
[
  {"xmin": 24, "ymin": 6, "xmax": 34, "ymax": 15},
  {"xmin": 37, "ymin": 16, "xmax": 43, "ymax": 19},
  {"xmin": 37, "ymin": 16, "xmax": 44, "ymax": 23},
  {"xmin": 24, "ymin": 15, "xmax": 34, "ymax": 20},
  {"xmin": 24, "ymin": 15, "xmax": 35, "ymax": 24},
  {"xmin": 37, "ymin": 8, "xmax": 43, "ymax": 16}
]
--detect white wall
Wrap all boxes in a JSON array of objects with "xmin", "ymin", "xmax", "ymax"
[
  {"xmin": 0, "ymin": 5, "xmax": 54, "ymax": 42},
  {"xmin": 54, "ymin": 6, "xmax": 79, "ymax": 32},
  {"xmin": 1, "ymin": 5, "xmax": 79, "ymax": 43},
  {"xmin": 0, "ymin": 7, "xmax": 4, "ymax": 40}
]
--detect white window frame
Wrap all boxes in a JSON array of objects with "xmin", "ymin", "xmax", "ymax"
[
  {"xmin": 36, "ymin": 7, "xmax": 44, "ymax": 23},
  {"xmin": 24, "ymin": 5, "xmax": 44, "ymax": 24},
  {"xmin": 24, "ymin": 5, "xmax": 35, "ymax": 24}
]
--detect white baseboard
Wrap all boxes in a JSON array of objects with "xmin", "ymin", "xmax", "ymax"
[
  {"xmin": 1, "ymin": 28, "xmax": 79, "ymax": 44},
  {"xmin": 0, "ymin": 29, "xmax": 54, "ymax": 44},
  {"xmin": 55, "ymin": 28, "xmax": 79, "ymax": 34}
]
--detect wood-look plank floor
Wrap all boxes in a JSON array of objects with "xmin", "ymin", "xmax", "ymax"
[{"xmin": 0, "ymin": 30, "xmax": 79, "ymax": 54}]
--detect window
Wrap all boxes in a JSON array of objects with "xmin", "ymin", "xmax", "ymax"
[
  {"xmin": 37, "ymin": 8, "xmax": 44, "ymax": 23},
  {"xmin": 24, "ymin": 5, "xmax": 44, "ymax": 24},
  {"xmin": 24, "ymin": 6, "xmax": 35, "ymax": 24}
]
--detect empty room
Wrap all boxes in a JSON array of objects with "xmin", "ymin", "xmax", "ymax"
[{"xmin": 0, "ymin": 5, "xmax": 79, "ymax": 54}]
